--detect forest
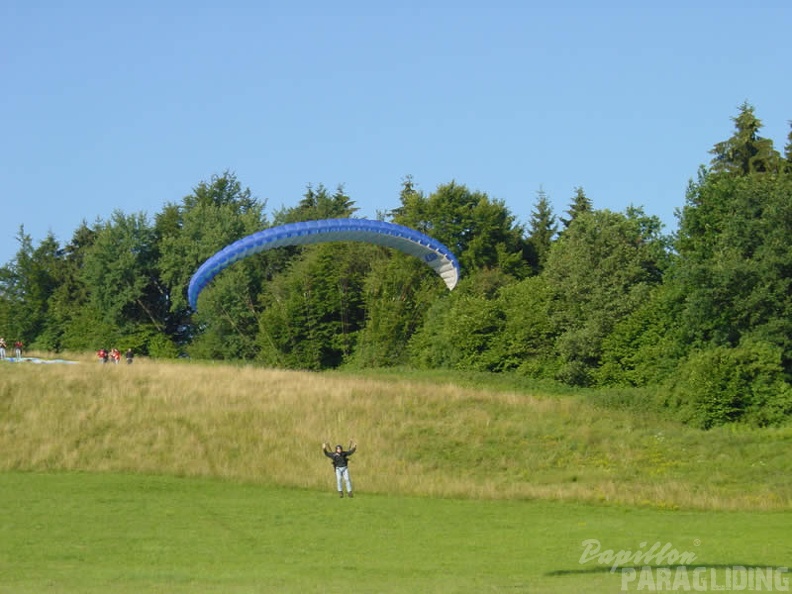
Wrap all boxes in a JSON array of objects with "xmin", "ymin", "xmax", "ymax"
[{"xmin": 1, "ymin": 103, "xmax": 790, "ymax": 429}]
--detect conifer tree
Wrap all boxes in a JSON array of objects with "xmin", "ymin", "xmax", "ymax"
[
  {"xmin": 527, "ymin": 188, "xmax": 557, "ymax": 272},
  {"xmin": 709, "ymin": 102, "xmax": 781, "ymax": 175},
  {"xmin": 560, "ymin": 187, "xmax": 592, "ymax": 229}
]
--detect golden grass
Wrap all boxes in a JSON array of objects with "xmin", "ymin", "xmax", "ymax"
[{"xmin": 1, "ymin": 354, "xmax": 790, "ymax": 510}]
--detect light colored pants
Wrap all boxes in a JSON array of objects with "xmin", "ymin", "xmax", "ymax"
[{"xmin": 335, "ymin": 466, "xmax": 352, "ymax": 493}]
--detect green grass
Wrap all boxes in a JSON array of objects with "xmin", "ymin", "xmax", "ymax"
[
  {"xmin": 2, "ymin": 359, "xmax": 791, "ymax": 509},
  {"xmin": 1, "ymin": 357, "xmax": 791, "ymax": 591},
  {"xmin": 1, "ymin": 472, "xmax": 790, "ymax": 594}
]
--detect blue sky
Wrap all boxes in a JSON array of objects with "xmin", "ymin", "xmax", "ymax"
[{"xmin": 2, "ymin": 0, "xmax": 790, "ymax": 266}]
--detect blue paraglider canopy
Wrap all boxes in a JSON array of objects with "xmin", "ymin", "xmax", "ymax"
[{"xmin": 187, "ymin": 218, "xmax": 460, "ymax": 309}]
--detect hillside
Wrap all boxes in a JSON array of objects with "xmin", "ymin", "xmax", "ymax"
[{"xmin": 1, "ymin": 357, "xmax": 790, "ymax": 510}]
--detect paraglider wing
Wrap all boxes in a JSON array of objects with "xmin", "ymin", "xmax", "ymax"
[{"xmin": 187, "ymin": 219, "xmax": 460, "ymax": 309}]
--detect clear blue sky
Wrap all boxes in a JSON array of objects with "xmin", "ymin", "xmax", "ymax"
[{"xmin": 2, "ymin": 0, "xmax": 790, "ymax": 266}]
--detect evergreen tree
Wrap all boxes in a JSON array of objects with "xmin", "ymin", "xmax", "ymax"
[
  {"xmin": 526, "ymin": 188, "xmax": 557, "ymax": 272},
  {"xmin": 273, "ymin": 183, "xmax": 357, "ymax": 224},
  {"xmin": 256, "ymin": 242, "xmax": 371, "ymax": 369},
  {"xmin": 648, "ymin": 106, "xmax": 792, "ymax": 426},
  {"xmin": 43, "ymin": 222, "xmax": 98, "ymax": 350},
  {"xmin": 0, "ymin": 228, "xmax": 62, "ymax": 348},
  {"xmin": 674, "ymin": 171, "xmax": 792, "ymax": 371},
  {"xmin": 560, "ymin": 187, "xmax": 592, "ymax": 229},
  {"xmin": 709, "ymin": 102, "xmax": 781, "ymax": 175}
]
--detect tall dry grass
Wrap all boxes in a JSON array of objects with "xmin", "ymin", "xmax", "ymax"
[{"xmin": 1, "ymin": 355, "xmax": 790, "ymax": 510}]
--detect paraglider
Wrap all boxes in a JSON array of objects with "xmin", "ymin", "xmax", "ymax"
[{"xmin": 187, "ymin": 218, "xmax": 460, "ymax": 309}]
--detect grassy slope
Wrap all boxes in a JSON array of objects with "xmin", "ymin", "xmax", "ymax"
[
  {"xmin": 1, "ymin": 357, "xmax": 790, "ymax": 510},
  {"xmin": 1, "ymin": 357, "xmax": 791, "ymax": 593}
]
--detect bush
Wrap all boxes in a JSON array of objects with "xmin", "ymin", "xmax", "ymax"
[
  {"xmin": 146, "ymin": 333, "xmax": 179, "ymax": 359},
  {"xmin": 665, "ymin": 340, "xmax": 792, "ymax": 428}
]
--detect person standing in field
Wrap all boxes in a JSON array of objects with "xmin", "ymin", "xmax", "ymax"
[
  {"xmin": 0, "ymin": 337, "xmax": 6, "ymax": 360},
  {"xmin": 322, "ymin": 441, "xmax": 357, "ymax": 498},
  {"xmin": 125, "ymin": 348, "xmax": 134, "ymax": 364},
  {"xmin": 14, "ymin": 340, "xmax": 23, "ymax": 360}
]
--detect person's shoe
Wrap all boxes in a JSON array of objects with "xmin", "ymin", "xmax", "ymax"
[
  {"xmin": 339, "ymin": 492, "xmax": 344, "ymax": 498},
  {"xmin": 348, "ymin": 492, "xmax": 353, "ymax": 498}
]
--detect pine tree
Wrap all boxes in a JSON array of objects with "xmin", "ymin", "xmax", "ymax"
[
  {"xmin": 527, "ymin": 188, "xmax": 557, "ymax": 272},
  {"xmin": 709, "ymin": 102, "xmax": 781, "ymax": 175},
  {"xmin": 560, "ymin": 187, "xmax": 592, "ymax": 229}
]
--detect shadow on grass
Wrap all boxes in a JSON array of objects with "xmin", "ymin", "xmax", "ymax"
[{"xmin": 547, "ymin": 563, "xmax": 787, "ymax": 576}]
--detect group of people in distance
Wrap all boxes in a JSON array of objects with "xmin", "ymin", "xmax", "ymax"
[
  {"xmin": 83, "ymin": 343, "xmax": 357, "ymax": 497},
  {"xmin": 97, "ymin": 347, "xmax": 134, "ymax": 365},
  {"xmin": 0, "ymin": 337, "xmax": 24, "ymax": 360},
  {"xmin": 4, "ymin": 336, "xmax": 361, "ymax": 496}
]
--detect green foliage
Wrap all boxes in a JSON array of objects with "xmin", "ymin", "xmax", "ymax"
[
  {"xmin": 709, "ymin": 102, "xmax": 782, "ymax": 175},
  {"xmin": 483, "ymin": 275, "xmax": 556, "ymax": 376},
  {"xmin": 38, "ymin": 222, "xmax": 98, "ymax": 351},
  {"xmin": 544, "ymin": 208, "xmax": 670, "ymax": 385},
  {"xmin": 157, "ymin": 172, "xmax": 267, "ymax": 354},
  {"xmin": 157, "ymin": 171, "xmax": 266, "ymax": 315},
  {"xmin": 392, "ymin": 181, "xmax": 529, "ymax": 278},
  {"xmin": 559, "ymin": 186, "xmax": 592, "ymax": 229},
  {"xmin": 189, "ymin": 262, "xmax": 262, "ymax": 360},
  {"xmin": 0, "ymin": 228, "xmax": 62, "ymax": 347},
  {"xmin": 674, "ymin": 169, "xmax": 792, "ymax": 372},
  {"xmin": 75, "ymin": 211, "xmax": 171, "ymax": 354},
  {"xmin": 271, "ymin": 183, "xmax": 357, "ymax": 224},
  {"xmin": 664, "ymin": 340, "xmax": 792, "ymax": 429},
  {"xmin": 407, "ymin": 269, "xmax": 512, "ymax": 370},
  {"xmin": 786, "ymin": 123, "xmax": 792, "ymax": 167},
  {"xmin": 526, "ymin": 188, "xmax": 558, "ymax": 272},
  {"xmin": 256, "ymin": 243, "xmax": 370, "ymax": 369},
  {"xmin": 348, "ymin": 249, "xmax": 443, "ymax": 368},
  {"xmin": 145, "ymin": 333, "xmax": 179, "ymax": 359},
  {"xmin": 81, "ymin": 212, "xmax": 162, "ymax": 325},
  {"xmin": 59, "ymin": 304, "xmax": 119, "ymax": 351},
  {"xmin": 5, "ymin": 104, "xmax": 792, "ymax": 432},
  {"xmin": 595, "ymin": 283, "xmax": 687, "ymax": 387}
]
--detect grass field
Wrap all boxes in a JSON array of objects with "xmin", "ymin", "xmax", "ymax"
[
  {"xmin": 1, "ymin": 355, "xmax": 790, "ymax": 592},
  {"xmin": 1, "ymin": 472, "xmax": 790, "ymax": 593}
]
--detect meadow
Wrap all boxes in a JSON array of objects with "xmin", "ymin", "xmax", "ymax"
[{"xmin": 0, "ymin": 355, "xmax": 790, "ymax": 592}]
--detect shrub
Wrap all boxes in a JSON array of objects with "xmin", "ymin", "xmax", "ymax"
[{"xmin": 665, "ymin": 340, "xmax": 792, "ymax": 428}]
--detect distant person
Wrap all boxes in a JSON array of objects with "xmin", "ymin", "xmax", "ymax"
[
  {"xmin": 97, "ymin": 348, "xmax": 109, "ymax": 364},
  {"xmin": 14, "ymin": 340, "xmax": 23, "ymax": 360},
  {"xmin": 111, "ymin": 348, "xmax": 121, "ymax": 364},
  {"xmin": 0, "ymin": 337, "xmax": 6, "ymax": 360},
  {"xmin": 125, "ymin": 348, "xmax": 134, "ymax": 364},
  {"xmin": 322, "ymin": 441, "xmax": 357, "ymax": 498}
]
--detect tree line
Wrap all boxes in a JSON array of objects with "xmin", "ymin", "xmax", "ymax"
[{"xmin": 1, "ymin": 103, "xmax": 790, "ymax": 428}]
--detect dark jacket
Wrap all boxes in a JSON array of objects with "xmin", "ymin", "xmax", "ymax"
[{"xmin": 324, "ymin": 446, "xmax": 356, "ymax": 468}]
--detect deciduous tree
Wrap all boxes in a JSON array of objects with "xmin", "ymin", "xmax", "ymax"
[{"xmin": 544, "ymin": 208, "xmax": 670, "ymax": 385}]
